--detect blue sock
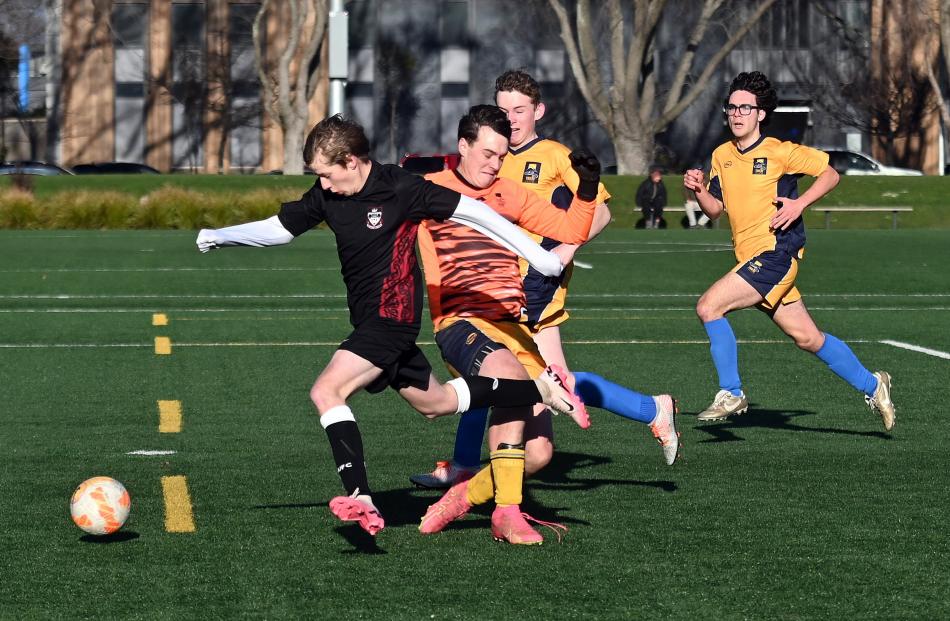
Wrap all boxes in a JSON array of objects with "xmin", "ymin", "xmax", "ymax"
[
  {"xmin": 704, "ymin": 318, "xmax": 742, "ymax": 395},
  {"xmin": 815, "ymin": 333, "xmax": 878, "ymax": 396},
  {"xmin": 574, "ymin": 372, "xmax": 656, "ymax": 424},
  {"xmin": 452, "ymin": 407, "xmax": 488, "ymax": 469}
]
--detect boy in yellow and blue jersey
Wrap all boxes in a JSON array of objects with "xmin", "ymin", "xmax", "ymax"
[
  {"xmin": 410, "ymin": 70, "xmax": 680, "ymax": 490},
  {"xmin": 683, "ymin": 71, "xmax": 895, "ymax": 429}
]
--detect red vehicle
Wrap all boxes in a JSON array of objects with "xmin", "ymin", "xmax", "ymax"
[{"xmin": 399, "ymin": 153, "xmax": 460, "ymax": 175}]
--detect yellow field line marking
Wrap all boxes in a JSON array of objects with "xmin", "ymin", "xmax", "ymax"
[
  {"xmin": 161, "ymin": 475, "xmax": 196, "ymax": 533},
  {"xmin": 154, "ymin": 336, "xmax": 172, "ymax": 355},
  {"xmin": 158, "ymin": 400, "xmax": 182, "ymax": 433},
  {"xmin": 152, "ymin": 313, "xmax": 168, "ymax": 326}
]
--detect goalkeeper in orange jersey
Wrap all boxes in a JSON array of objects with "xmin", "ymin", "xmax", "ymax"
[{"xmin": 410, "ymin": 71, "xmax": 680, "ymax": 492}]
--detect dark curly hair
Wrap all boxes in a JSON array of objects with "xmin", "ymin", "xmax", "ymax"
[
  {"xmin": 494, "ymin": 69, "xmax": 541, "ymax": 105},
  {"xmin": 727, "ymin": 71, "xmax": 778, "ymax": 126}
]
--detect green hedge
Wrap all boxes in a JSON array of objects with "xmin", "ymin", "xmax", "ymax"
[
  {"xmin": 0, "ymin": 182, "xmax": 304, "ymax": 230},
  {"xmin": 1, "ymin": 173, "xmax": 948, "ymax": 229}
]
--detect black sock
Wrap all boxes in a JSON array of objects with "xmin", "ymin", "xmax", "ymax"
[
  {"xmin": 323, "ymin": 420, "xmax": 370, "ymax": 496},
  {"xmin": 463, "ymin": 376, "xmax": 542, "ymax": 410}
]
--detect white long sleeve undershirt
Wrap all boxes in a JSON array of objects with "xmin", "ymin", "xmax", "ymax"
[{"xmin": 195, "ymin": 196, "xmax": 563, "ymax": 277}]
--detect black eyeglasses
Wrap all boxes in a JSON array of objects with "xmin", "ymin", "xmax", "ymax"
[{"xmin": 723, "ymin": 104, "xmax": 761, "ymax": 116}]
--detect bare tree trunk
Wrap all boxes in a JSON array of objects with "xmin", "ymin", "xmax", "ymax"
[
  {"xmin": 253, "ymin": 0, "xmax": 327, "ymax": 174},
  {"xmin": 283, "ymin": 114, "xmax": 306, "ymax": 173},
  {"xmin": 549, "ymin": 0, "xmax": 777, "ymax": 174},
  {"xmin": 613, "ymin": 131, "xmax": 654, "ymax": 177}
]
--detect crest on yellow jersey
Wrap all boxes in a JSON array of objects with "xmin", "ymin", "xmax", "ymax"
[{"xmin": 522, "ymin": 162, "xmax": 541, "ymax": 183}]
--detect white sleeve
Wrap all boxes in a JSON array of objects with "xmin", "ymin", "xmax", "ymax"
[
  {"xmin": 448, "ymin": 195, "xmax": 563, "ymax": 277},
  {"xmin": 196, "ymin": 216, "xmax": 294, "ymax": 253}
]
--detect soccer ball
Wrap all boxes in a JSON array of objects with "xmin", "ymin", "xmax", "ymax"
[{"xmin": 70, "ymin": 476, "xmax": 131, "ymax": 535}]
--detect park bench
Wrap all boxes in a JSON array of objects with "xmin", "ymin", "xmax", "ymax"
[{"xmin": 810, "ymin": 206, "xmax": 913, "ymax": 229}]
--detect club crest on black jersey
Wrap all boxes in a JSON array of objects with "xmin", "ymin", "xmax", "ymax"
[{"xmin": 366, "ymin": 206, "xmax": 383, "ymax": 229}]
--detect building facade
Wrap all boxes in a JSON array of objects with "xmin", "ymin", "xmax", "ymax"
[{"xmin": 37, "ymin": 0, "xmax": 945, "ymax": 173}]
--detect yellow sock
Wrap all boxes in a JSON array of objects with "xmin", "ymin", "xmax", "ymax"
[
  {"xmin": 465, "ymin": 466, "xmax": 494, "ymax": 506},
  {"xmin": 489, "ymin": 446, "xmax": 525, "ymax": 506}
]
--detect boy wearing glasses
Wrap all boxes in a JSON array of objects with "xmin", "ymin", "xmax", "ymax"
[{"xmin": 683, "ymin": 71, "xmax": 896, "ymax": 429}]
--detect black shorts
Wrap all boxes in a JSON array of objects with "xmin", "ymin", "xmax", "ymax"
[{"xmin": 338, "ymin": 321, "xmax": 432, "ymax": 394}]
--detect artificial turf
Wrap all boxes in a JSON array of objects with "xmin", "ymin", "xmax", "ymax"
[{"xmin": 1, "ymin": 228, "xmax": 948, "ymax": 619}]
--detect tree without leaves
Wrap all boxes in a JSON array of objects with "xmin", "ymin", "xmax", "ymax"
[
  {"xmin": 252, "ymin": 0, "xmax": 327, "ymax": 174},
  {"xmin": 547, "ymin": 0, "xmax": 777, "ymax": 174},
  {"xmin": 791, "ymin": 0, "xmax": 939, "ymax": 167}
]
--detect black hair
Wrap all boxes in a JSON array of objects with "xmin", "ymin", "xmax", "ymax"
[
  {"xmin": 457, "ymin": 105, "xmax": 512, "ymax": 143},
  {"xmin": 726, "ymin": 71, "xmax": 778, "ymax": 126}
]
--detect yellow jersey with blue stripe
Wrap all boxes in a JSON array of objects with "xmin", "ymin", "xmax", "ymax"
[
  {"xmin": 708, "ymin": 136, "xmax": 828, "ymax": 263},
  {"xmin": 498, "ymin": 137, "xmax": 610, "ymax": 328}
]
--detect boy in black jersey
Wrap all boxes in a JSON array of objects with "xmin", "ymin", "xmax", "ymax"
[{"xmin": 196, "ymin": 115, "xmax": 589, "ymax": 537}]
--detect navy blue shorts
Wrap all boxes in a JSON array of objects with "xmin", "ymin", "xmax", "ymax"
[
  {"xmin": 733, "ymin": 250, "xmax": 801, "ymax": 309},
  {"xmin": 434, "ymin": 319, "xmax": 503, "ymax": 376}
]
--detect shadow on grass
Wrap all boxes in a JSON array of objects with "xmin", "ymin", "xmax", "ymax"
[
  {"xmin": 529, "ymin": 450, "xmax": 678, "ymax": 494},
  {"xmin": 691, "ymin": 406, "xmax": 893, "ymax": 443},
  {"xmin": 335, "ymin": 526, "xmax": 387, "ymax": 555},
  {"xmin": 250, "ymin": 450, "xmax": 676, "ymax": 544},
  {"xmin": 79, "ymin": 530, "xmax": 140, "ymax": 544}
]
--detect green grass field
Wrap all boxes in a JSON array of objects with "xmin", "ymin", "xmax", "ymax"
[{"xmin": 1, "ymin": 227, "xmax": 949, "ymax": 619}]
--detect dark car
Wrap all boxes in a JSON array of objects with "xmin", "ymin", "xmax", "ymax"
[
  {"xmin": 266, "ymin": 167, "xmax": 316, "ymax": 175},
  {"xmin": 72, "ymin": 162, "xmax": 161, "ymax": 174},
  {"xmin": 0, "ymin": 161, "xmax": 74, "ymax": 175},
  {"xmin": 399, "ymin": 153, "xmax": 460, "ymax": 175}
]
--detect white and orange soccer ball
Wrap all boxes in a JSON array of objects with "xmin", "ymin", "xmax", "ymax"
[{"xmin": 69, "ymin": 476, "xmax": 131, "ymax": 535}]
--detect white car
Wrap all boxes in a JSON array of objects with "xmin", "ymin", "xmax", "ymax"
[{"xmin": 823, "ymin": 149, "xmax": 923, "ymax": 176}]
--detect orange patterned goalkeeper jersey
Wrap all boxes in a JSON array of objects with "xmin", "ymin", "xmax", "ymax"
[{"xmin": 419, "ymin": 169, "xmax": 596, "ymax": 329}]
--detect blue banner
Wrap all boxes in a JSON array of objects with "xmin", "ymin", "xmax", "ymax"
[{"xmin": 18, "ymin": 44, "xmax": 30, "ymax": 112}]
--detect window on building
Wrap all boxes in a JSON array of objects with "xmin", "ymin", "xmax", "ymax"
[
  {"xmin": 440, "ymin": 0, "xmax": 469, "ymax": 150},
  {"xmin": 111, "ymin": 3, "xmax": 148, "ymax": 162},
  {"xmin": 229, "ymin": 3, "xmax": 262, "ymax": 170},
  {"xmin": 750, "ymin": 0, "xmax": 811, "ymax": 50},
  {"xmin": 441, "ymin": 0, "xmax": 467, "ymax": 45},
  {"xmin": 171, "ymin": 3, "xmax": 205, "ymax": 170}
]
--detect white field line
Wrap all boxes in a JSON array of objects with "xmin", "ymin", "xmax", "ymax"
[
  {"xmin": 128, "ymin": 450, "xmax": 177, "ymax": 456},
  {"xmin": 3, "ymin": 292, "xmax": 948, "ymax": 301},
  {"xmin": 0, "ymin": 338, "xmax": 875, "ymax": 349},
  {"xmin": 3, "ymin": 306, "xmax": 950, "ymax": 315},
  {"xmin": 880, "ymin": 340, "xmax": 950, "ymax": 360},
  {"xmin": 4, "ymin": 339, "xmax": 949, "ymax": 357},
  {"xmin": 0, "ymin": 267, "xmax": 337, "ymax": 273},
  {"xmin": 0, "ymin": 308, "xmax": 351, "ymax": 313},
  {"xmin": 0, "ymin": 293, "xmax": 346, "ymax": 299},
  {"xmin": 582, "ymin": 248, "xmax": 728, "ymax": 255},
  {"xmin": 585, "ymin": 240, "xmax": 731, "ymax": 247}
]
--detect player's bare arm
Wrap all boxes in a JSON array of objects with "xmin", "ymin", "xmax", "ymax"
[
  {"xmin": 684, "ymin": 168, "xmax": 724, "ymax": 219},
  {"xmin": 770, "ymin": 165, "xmax": 840, "ymax": 231}
]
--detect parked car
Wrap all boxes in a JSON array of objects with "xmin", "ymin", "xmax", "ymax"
[
  {"xmin": 823, "ymin": 149, "xmax": 923, "ymax": 176},
  {"xmin": 266, "ymin": 167, "xmax": 316, "ymax": 175},
  {"xmin": 399, "ymin": 153, "xmax": 460, "ymax": 175},
  {"xmin": 72, "ymin": 162, "xmax": 160, "ymax": 174},
  {"xmin": 0, "ymin": 160, "xmax": 74, "ymax": 175}
]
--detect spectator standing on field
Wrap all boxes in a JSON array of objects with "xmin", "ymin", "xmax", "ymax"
[{"xmin": 636, "ymin": 165, "xmax": 667, "ymax": 228}]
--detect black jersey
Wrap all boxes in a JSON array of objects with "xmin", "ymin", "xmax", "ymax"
[{"xmin": 278, "ymin": 162, "xmax": 460, "ymax": 329}]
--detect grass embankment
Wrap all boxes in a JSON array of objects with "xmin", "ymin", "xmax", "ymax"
[{"xmin": 1, "ymin": 173, "xmax": 948, "ymax": 229}]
